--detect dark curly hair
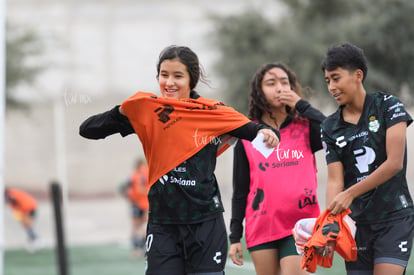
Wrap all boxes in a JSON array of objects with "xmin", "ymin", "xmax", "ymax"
[
  {"xmin": 321, "ymin": 42, "xmax": 368, "ymax": 82},
  {"xmin": 248, "ymin": 62, "xmax": 303, "ymax": 124}
]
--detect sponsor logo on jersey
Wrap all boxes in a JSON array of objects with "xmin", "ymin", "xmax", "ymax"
[
  {"xmin": 173, "ymin": 166, "xmax": 186, "ymax": 172},
  {"xmin": 321, "ymin": 220, "xmax": 340, "ymax": 239},
  {"xmin": 349, "ymin": 131, "xmax": 368, "ymax": 141},
  {"xmin": 154, "ymin": 104, "xmax": 174, "ymax": 123},
  {"xmin": 368, "ymin": 116, "xmax": 380, "ymax": 132},
  {"xmin": 388, "ymin": 101, "xmax": 407, "ymax": 121},
  {"xmin": 388, "ymin": 102, "xmax": 404, "ymax": 112},
  {"xmin": 159, "ymin": 175, "xmax": 169, "ymax": 185},
  {"xmin": 390, "ymin": 112, "xmax": 407, "ymax": 120},
  {"xmin": 154, "ymin": 104, "xmax": 183, "ymax": 130},
  {"xmin": 159, "ymin": 174, "xmax": 197, "ymax": 186},
  {"xmin": 399, "ymin": 195, "xmax": 409, "ymax": 208},
  {"xmin": 353, "ymin": 146, "xmax": 376, "ymax": 173},
  {"xmin": 252, "ymin": 188, "xmax": 264, "ymax": 211},
  {"xmin": 170, "ymin": 176, "xmax": 196, "ymax": 186},
  {"xmin": 322, "ymin": 141, "xmax": 330, "ymax": 156},
  {"xmin": 213, "ymin": 251, "xmax": 222, "ymax": 264},
  {"xmin": 399, "ymin": 241, "xmax": 408, "ymax": 252},
  {"xmin": 299, "ymin": 188, "xmax": 317, "ymax": 209},
  {"xmin": 356, "ymin": 175, "xmax": 368, "ymax": 182},
  {"xmin": 213, "ymin": 195, "xmax": 221, "ymax": 208},
  {"xmin": 258, "ymin": 162, "xmax": 269, "ymax": 171},
  {"xmin": 185, "ymin": 102, "xmax": 220, "ymax": 111},
  {"xmin": 258, "ymin": 161, "xmax": 299, "ymax": 171},
  {"xmin": 335, "ymin": 136, "xmax": 347, "ymax": 148}
]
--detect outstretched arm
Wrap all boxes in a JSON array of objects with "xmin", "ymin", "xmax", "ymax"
[
  {"xmin": 227, "ymin": 121, "xmax": 280, "ymax": 147},
  {"xmin": 79, "ymin": 105, "xmax": 135, "ymax": 139}
]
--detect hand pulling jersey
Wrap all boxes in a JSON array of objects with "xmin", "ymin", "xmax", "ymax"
[
  {"xmin": 120, "ymin": 92, "xmax": 274, "ymax": 225},
  {"xmin": 79, "ymin": 91, "xmax": 279, "ymax": 225},
  {"xmin": 121, "ymin": 92, "xmax": 251, "ymax": 187},
  {"xmin": 321, "ymin": 92, "xmax": 414, "ymax": 223}
]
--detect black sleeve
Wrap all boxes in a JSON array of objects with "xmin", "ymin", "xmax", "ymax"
[
  {"xmin": 79, "ymin": 105, "xmax": 135, "ymax": 139},
  {"xmin": 295, "ymin": 99, "xmax": 326, "ymax": 153},
  {"xmin": 229, "ymin": 139, "xmax": 250, "ymax": 244},
  {"xmin": 227, "ymin": 121, "xmax": 280, "ymax": 142},
  {"xmin": 227, "ymin": 121, "xmax": 280, "ymax": 244}
]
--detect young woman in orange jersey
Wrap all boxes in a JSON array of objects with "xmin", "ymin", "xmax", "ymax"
[{"xmin": 80, "ymin": 45, "xmax": 280, "ymax": 275}]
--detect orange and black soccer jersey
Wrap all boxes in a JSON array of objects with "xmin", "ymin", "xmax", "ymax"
[
  {"xmin": 121, "ymin": 91, "xmax": 251, "ymax": 187},
  {"xmin": 301, "ymin": 208, "xmax": 357, "ymax": 273},
  {"xmin": 79, "ymin": 92, "xmax": 278, "ymax": 224},
  {"xmin": 5, "ymin": 188, "xmax": 37, "ymax": 214}
]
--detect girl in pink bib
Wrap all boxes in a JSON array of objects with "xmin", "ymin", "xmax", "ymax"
[{"xmin": 229, "ymin": 62, "xmax": 326, "ymax": 275}]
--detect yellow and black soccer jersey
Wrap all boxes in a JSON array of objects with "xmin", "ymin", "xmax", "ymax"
[{"xmin": 321, "ymin": 91, "xmax": 414, "ymax": 224}]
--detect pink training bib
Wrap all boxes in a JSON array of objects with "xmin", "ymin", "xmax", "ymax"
[{"xmin": 242, "ymin": 118, "xmax": 320, "ymax": 248}]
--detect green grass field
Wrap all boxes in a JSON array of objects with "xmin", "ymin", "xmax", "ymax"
[{"xmin": 5, "ymin": 242, "xmax": 414, "ymax": 275}]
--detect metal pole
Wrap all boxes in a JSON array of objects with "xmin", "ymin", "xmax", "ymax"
[
  {"xmin": 50, "ymin": 181, "xmax": 69, "ymax": 275},
  {"xmin": 53, "ymin": 99, "xmax": 68, "ymax": 213}
]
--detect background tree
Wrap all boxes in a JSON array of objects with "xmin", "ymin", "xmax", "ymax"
[
  {"xmin": 6, "ymin": 24, "xmax": 44, "ymax": 108},
  {"xmin": 210, "ymin": 0, "xmax": 414, "ymax": 113}
]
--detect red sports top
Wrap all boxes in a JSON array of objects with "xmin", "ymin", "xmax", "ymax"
[{"xmin": 121, "ymin": 92, "xmax": 251, "ymax": 186}]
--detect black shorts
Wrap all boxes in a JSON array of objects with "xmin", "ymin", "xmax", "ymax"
[
  {"xmin": 346, "ymin": 215, "xmax": 414, "ymax": 273},
  {"xmin": 248, "ymin": 235, "xmax": 298, "ymax": 259},
  {"xmin": 145, "ymin": 215, "xmax": 227, "ymax": 275}
]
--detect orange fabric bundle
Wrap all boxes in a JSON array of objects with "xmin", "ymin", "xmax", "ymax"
[
  {"xmin": 301, "ymin": 208, "xmax": 357, "ymax": 273},
  {"xmin": 121, "ymin": 92, "xmax": 251, "ymax": 187}
]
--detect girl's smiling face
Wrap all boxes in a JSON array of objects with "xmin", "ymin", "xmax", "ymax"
[
  {"xmin": 324, "ymin": 67, "xmax": 362, "ymax": 106},
  {"xmin": 158, "ymin": 58, "xmax": 191, "ymax": 99}
]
